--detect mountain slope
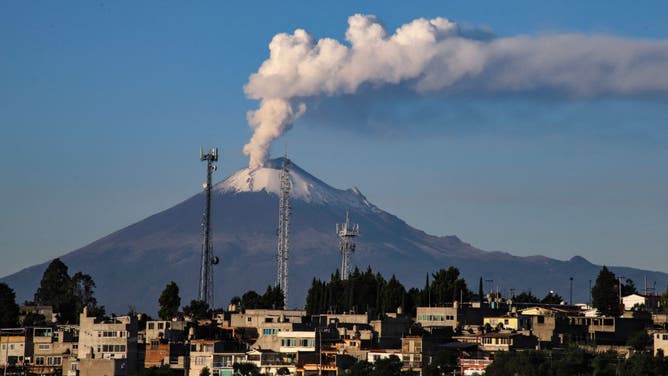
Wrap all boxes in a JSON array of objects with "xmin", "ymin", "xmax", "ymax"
[{"xmin": 3, "ymin": 158, "xmax": 667, "ymax": 314}]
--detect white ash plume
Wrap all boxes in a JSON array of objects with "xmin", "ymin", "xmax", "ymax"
[{"xmin": 243, "ymin": 14, "xmax": 668, "ymax": 168}]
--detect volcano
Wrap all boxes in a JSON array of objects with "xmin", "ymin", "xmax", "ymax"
[{"xmin": 2, "ymin": 158, "xmax": 667, "ymax": 314}]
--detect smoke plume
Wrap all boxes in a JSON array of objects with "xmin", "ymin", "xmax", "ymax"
[{"xmin": 243, "ymin": 14, "xmax": 668, "ymax": 168}]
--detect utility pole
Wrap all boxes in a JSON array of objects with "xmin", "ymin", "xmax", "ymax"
[{"xmin": 199, "ymin": 147, "xmax": 219, "ymax": 307}]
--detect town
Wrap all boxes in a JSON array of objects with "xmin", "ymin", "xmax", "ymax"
[{"xmin": 1, "ymin": 257, "xmax": 668, "ymax": 376}]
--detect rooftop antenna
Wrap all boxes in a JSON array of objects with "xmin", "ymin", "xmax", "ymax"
[
  {"xmin": 276, "ymin": 156, "xmax": 292, "ymax": 309},
  {"xmin": 336, "ymin": 210, "xmax": 360, "ymax": 280},
  {"xmin": 199, "ymin": 147, "xmax": 219, "ymax": 307}
]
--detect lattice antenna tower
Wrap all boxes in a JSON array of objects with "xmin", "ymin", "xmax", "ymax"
[
  {"xmin": 199, "ymin": 147, "xmax": 220, "ymax": 307},
  {"xmin": 336, "ymin": 210, "xmax": 360, "ymax": 280},
  {"xmin": 276, "ymin": 157, "xmax": 291, "ymax": 308}
]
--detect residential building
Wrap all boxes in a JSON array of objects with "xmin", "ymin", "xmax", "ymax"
[
  {"xmin": 622, "ymin": 294, "xmax": 661, "ymax": 311},
  {"xmin": 654, "ymin": 331, "xmax": 668, "ymax": 356},
  {"xmin": 77, "ymin": 307, "xmax": 139, "ymax": 375}
]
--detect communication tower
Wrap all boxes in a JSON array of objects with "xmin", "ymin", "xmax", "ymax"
[
  {"xmin": 276, "ymin": 158, "xmax": 291, "ymax": 308},
  {"xmin": 199, "ymin": 147, "xmax": 219, "ymax": 307},
  {"xmin": 337, "ymin": 211, "xmax": 360, "ymax": 280}
]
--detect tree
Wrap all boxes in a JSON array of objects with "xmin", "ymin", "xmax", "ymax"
[
  {"xmin": 158, "ymin": 282, "xmax": 181, "ymax": 320},
  {"xmin": 72, "ymin": 272, "xmax": 105, "ymax": 318},
  {"xmin": 276, "ymin": 367, "xmax": 290, "ymax": 375},
  {"xmin": 627, "ymin": 330, "xmax": 651, "ymax": 352},
  {"xmin": 199, "ymin": 367, "xmax": 211, "ymax": 376},
  {"xmin": 514, "ymin": 291, "xmax": 539, "ymax": 303},
  {"xmin": 478, "ymin": 276, "xmax": 484, "ymax": 304},
  {"xmin": 183, "ymin": 300, "xmax": 210, "ymax": 320},
  {"xmin": 0, "ymin": 283, "xmax": 19, "ymax": 327},
  {"xmin": 34, "ymin": 259, "xmax": 103, "ymax": 323},
  {"xmin": 34, "ymin": 259, "xmax": 77, "ymax": 323},
  {"xmin": 21, "ymin": 312, "xmax": 47, "ymax": 326},
  {"xmin": 260, "ymin": 285, "xmax": 285, "ymax": 310},
  {"xmin": 241, "ymin": 291, "xmax": 261, "ymax": 310},
  {"xmin": 372, "ymin": 355, "xmax": 403, "ymax": 376},
  {"xmin": 541, "ymin": 291, "xmax": 564, "ymax": 305},
  {"xmin": 592, "ymin": 266, "xmax": 620, "ymax": 316},
  {"xmin": 233, "ymin": 362, "xmax": 260, "ymax": 376},
  {"xmin": 349, "ymin": 360, "xmax": 373, "ymax": 376},
  {"xmin": 430, "ymin": 267, "xmax": 470, "ymax": 305},
  {"xmin": 381, "ymin": 275, "xmax": 405, "ymax": 313},
  {"xmin": 622, "ymin": 278, "xmax": 638, "ymax": 296}
]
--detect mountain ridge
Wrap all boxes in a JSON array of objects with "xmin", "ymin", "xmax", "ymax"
[{"xmin": 2, "ymin": 158, "xmax": 666, "ymax": 314}]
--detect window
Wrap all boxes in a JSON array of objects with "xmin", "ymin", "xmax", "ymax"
[
  {"xmin": 38, "ymin": 344, "xmax": 51, "ymax": 350},
  {"xmin": 263, "ymin": 329, "xmax": 273, "ymax": 335},
  {"xmin": 537, "ymin": 316, "xmax": 545, "ymax": 324},
  {"xmin": 195, "ymin": 356, "xmax": 207, "ymax": 366},
  {"xmin": 247, "ymin": 317, "xmax": 252, "ymax": 322},
  {"xmin": 148, "ymin": 323, "xmax": 155, "ymax": 330},
  {"xmin": 36, "ymin": 357, "xmax": 45, "ymax": 365},
  {"xmin": 158, "ymin": 323, "xmax": 164, "ymax": 330}
]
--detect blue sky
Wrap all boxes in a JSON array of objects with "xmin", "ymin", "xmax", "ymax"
[{"xmin": 1, "ymin": 1, "xmax": 668, "ymax": 278}]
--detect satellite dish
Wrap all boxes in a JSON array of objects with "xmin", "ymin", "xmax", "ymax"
[{"xmin": 211, "ymin": 256, "xmax": 219, "ymax": 265}]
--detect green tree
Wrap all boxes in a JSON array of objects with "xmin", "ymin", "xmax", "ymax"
[
  {"xmin": 478, "ymin": 276, "xmax": 484, "ymax": 304},
  {"xmin": 349, "ymin": 360, "xmax": 373, "ymax": 376},
  {"xmin": 72, "ymin": 272, "xmax": 105, "ymax": 318},
  {"xmin": 627, "ymin": 330, "xmax": 651, "ymax": 352},
  {"xmin": 241, "ymin": 290, "xmax": 261, "ymax": 310},
  {"xmin": 233, "ymin": 362, "xmax": 260, "ymax": 376},
  {"xmin": 592, "ymin": 266, "xmax": 620, "ymax": 317},
  {"xmin": 591, "ymin": 350, "xmax": 617, "ymax": 376},
  {"xmin": 621, "ymin": 278, "xmax": 638, "ymax": 296},
  {"xmin": 541, "ymin": 291, "xmax": 564, "ymax": 305},
  {"xmin": 21, "ymin": 312, "xmax": 47, "ymax": 326},
  {"xmin": 430, "ymin": 267, "xmax": 470, "ymax": 305},
  {"xmin": 372, "ymin": 355, "xmax": 403, "ymax": 376},
  {"xmin": 0, "ymin": 283, "xmax": 19, "ymax": 327},
  {"xmin": 261, "ymin": 285, "xmax": 285, "ymax": 309},
  {"xmin": 424, "ymin": 350, "xmax": 458, "ymax": 376},
  {"xmin": 158, "ymin": 282, "xmax": 181, "ymax": 320},
  {"xmin": 514, "ymin": 291, "xmax": 540, "ymax": 303},
  {"xmin": 381, "ymin": 275, "xmax": 405, "ymax": 313},
  {"xmin": 34, "ymin": 258, "xmax": 78, "ymax": 323},
  {"xmin": 199, "ymin": 367, "xmax": 211, "ymax": 376},
  {"xmin": 183, "ymin": 300, "xmax": 210, "ymax": 320}
]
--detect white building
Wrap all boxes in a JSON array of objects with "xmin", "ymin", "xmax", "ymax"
[
  {"xmin": 654, "ymin": 331, "xmax": 668, "ymax": 356},
  {"xmin": 77, "ymin": 307, "xmax": 138, "ymax": 375}
]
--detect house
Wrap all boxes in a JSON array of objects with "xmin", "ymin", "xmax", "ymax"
[
  {"xmin": 480, "ymin": 332, "xmax": 537, "ymax": 352},
  {"xmin": 654, "ymin": 331, "xmax": 668, "ymax": 356},
  {"xmin": 416, "ymin": 303, "xmax": 504, "ymax": 330},
  {"xmin": 459, "ymin": 356, "xmax": 493, "ymax": 376},
  {"xmin": 77, "ymin": 307, "xmax": 139, "ymax": 375},
  {"xmin": 0, "ymin": 328, "xmax": 30, "ymax": 369},
  {"xmin": 29, "ymin": 326, "xmax": 78, "ymax": 375},
  {"xmin": 622, "ymin": 294, "xmax": 661, "ymax": 311},
  {"xmin": 520, "ymin": 307, "xmax": 588, "ymax": 347},
  {"xmin": 246, "ymin": 348, "xmax": 296, "ymax": 375},
  {"xmin": 483, "ymin": 314, "xmax": 531, "ymax": 331}
]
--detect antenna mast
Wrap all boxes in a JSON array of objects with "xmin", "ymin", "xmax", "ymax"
[
  {"xmin": 199, "ymin": 147, "xmax": 219, "ymax": 307},
  {"xmin": 337, "ymin": 211, "xmax": 360, "ymax": 280},
  {"xmin": 277, "ymin": 157, "xmax": 291, "ymax": 308}
]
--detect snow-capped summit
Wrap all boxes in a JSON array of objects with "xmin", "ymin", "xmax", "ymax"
[{"xmin": 215, "ymin": 157, "xmax": 370, "ymax": 208}]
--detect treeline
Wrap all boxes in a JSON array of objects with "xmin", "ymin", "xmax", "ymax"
[
  {"xmin": 304, "ymin": 266, "xmax": 471, "ymax": 316},
  {"xmin": 486, "ymin": 345, "xmax": 667, "ymax": 376}
]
